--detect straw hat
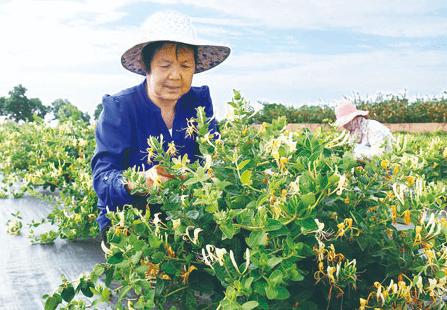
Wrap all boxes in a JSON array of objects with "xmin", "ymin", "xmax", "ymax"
[
  {"xmin": 334, "ymin": 100, "xmax": 369, "ymax": 127},
  {"xmin": 121, "ymin": 11, "xmax": 231, "ymax": 75}
]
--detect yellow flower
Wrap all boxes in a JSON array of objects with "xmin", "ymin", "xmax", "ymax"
[
  {"xmin": 166, "ymin": 142, "xmax": 177, "ymax": 156},
  {"xmin": 414, "ymin": 225, "xmax": 423, "ymax": 245},
  {"xmin": 390, "ymin": 205, "xmax": 397, "ymax": 224},
  {"xmin": 344, "ymin": 196, "xmax": 350, "ymax": 204},
  {"xmin": 160, "ymin": 273, "xmax": 172, "ymax": 281},
  {"xmin": 336, "ymin": 223, "xmax": 346, "ymax": 238},
  {"xmin": 405, "ymin": 176, "xmax": 415, "ymax": 187},
  {"xmin": 443, "ymin": 147, "xmax": 447, "ymax": 159},
  {"xmin": 180, "ymin": 265, "xmax": 197, "ymax": 284},
  {"xmin": 278, "ymin": 156, "xmax": 289, "ymax": 170},
  {"xmin": 164, "ymin": 243, "xmax": 176, "ymax": 258},
  {"xmin": 327, "ymin": 266, "xmax": 336, "ymax": 284},
  {"xmin": 380, "ymin": 159, "xmax": 390, "ymax": 170},
  {"xmin": 392, "ymin": 164, "xmax": 400, "ymax": 175},
  {"xmin": 359, "ymin": 298, "xmax": 368, "ymax": 310},
  {"xmin": 142, "ymin": 260, "xmax": 160, "ymax": 279},
  {"xmin": 402, "ymin": 210, "xmax": 411, "ymax": 225},
  {"xmin": 344, "ymin": 218, "xmax": 353, "ymax": 229}
]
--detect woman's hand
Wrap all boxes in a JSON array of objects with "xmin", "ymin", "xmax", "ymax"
[{"xmin": 125, "ymin": 165, "xmax": 174, "ymax": 194}]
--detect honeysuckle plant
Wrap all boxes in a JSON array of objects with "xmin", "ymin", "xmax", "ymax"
[
  {"xmin": 0, "ymin": 118, "xmax": 99, "ymax": 243},
  {"xmin": 40, "ymin": 91, "xmax": 447, "ymax": 309}
]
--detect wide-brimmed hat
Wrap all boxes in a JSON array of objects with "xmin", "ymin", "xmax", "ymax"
[
  {"xmin": 334, "ymin": 100, "xmax": 369, "ymax": 127},
  {"xmin": 121, "ymin": 11, "xmax": 231, "ymax": 75}
]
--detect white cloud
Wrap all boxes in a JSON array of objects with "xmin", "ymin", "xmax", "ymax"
[{"xmin": 145, "ymin": 0, "xmax": 447, "ymax": 37}]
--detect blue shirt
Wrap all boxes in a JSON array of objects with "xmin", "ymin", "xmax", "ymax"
[{"xmin": 91, "ymin": 79, "xmax": 217, "ymax": 231}]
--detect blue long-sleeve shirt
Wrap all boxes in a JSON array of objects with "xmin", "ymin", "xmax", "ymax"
[{"xmin": 91, "ymin": 79, "xmax": 217, "ymax": 231}]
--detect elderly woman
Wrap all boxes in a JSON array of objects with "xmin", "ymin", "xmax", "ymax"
[
  {"xmin": 335, "ymin": 100, "xmax": 393, "ymax": 160},
  {"xmin": 91, "ymin": 11, "xmax": 230, "ymax": 248}
]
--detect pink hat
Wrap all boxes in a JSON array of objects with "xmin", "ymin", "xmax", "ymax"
[{"xmin": 334, "ymin": 100, "xmax": 369, "ymax": 127}]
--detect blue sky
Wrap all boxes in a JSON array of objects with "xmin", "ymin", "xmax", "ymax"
[{"xmin": 0, "ymin": 0, "xmax": 446, "ymax": 119}]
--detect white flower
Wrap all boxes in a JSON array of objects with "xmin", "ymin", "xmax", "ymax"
[
  {"xmin": 336, "ymin": 174, "xmax": 347, "ymax": 196},
  {"xmin": 229, "ymin": 250, "xmax": 240, "ymax": 274},
  {"xmin": 183, "ymin": 226, "xmax": 203, "ymax": 245}
]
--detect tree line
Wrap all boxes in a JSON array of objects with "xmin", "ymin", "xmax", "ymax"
[
  {"xmin": 251, "ymin": 93, "xmax": 447, "ymax": 124},
  {"xmin": 0, "ymin": 85, "xmax": 103, "ymax": 123}
]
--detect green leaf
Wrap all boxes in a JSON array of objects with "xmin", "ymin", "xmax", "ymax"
[
  {"xmin": 301, "ymin": 192, "xmax": 316, "ymax": 207},
  {"xmin": 220, "ymin": 222, "xmax": 237, "ymax": 239},
  {"xmin": 299, "ymin": 218, "xmax": 318, "ymax": 234},
  {"xmin": 237, "ymin": 159, "xmax": 251, "ymax": 170},
  {"xmin": 242, "ymin": 301, "xmax": 259, "ymax": 310},
  {"xmin": 101, "ymin": 287, "xmax": 111, "ymax": 302},
  {"xmin": 80, "ymin": 281, "xmax": 94, "ymax": 298},
  {"xmin": 118, "ymin": 285, "xmax": 132, "ymax": 302},
  {"xmin": 130, "ymin": 251, "xmax": 143, "ymax": 265},
  {"xmin": 265, "ymin": 284, "xmax": 277, "ymax": 300},
  {"xmin": 44, "ymin": 294, "xmax": 62, "ymax": 310},
  {"xmin": 244, "ymin": 277, "xmax": 254, "ymax": 290},
  {"xmin": 246, "ymin": 231, "xmax": 269, "ymax": 248},
  {"xmin": 149, "ymin": 234, "xmax": 163, "ymax": 248},
  {"xmin": 214, "ymin": 179, "xmax": 233, "ymax": 190},
  {"xmin": 275, "ymin": 286, "xmax": 290, "ymax": 300},
  {"xmin": 267, "ymin": 256, "xmax": 283, "ymax": 268},
  {"xmin": 268, "ymin": 270, "xmax": 283, "ymax": 286},
  {"xmin": 289, "ymin": 268, "xmax": 305, "ymax": 281},
  {"xmin": 60, "ymin": 285, "xmax": 75, "ymax": 302},
  {"xmin": 107, "ymin": 252, "xmax": 124, "ymax": 264},
  {"xmin": 240, "ymin": 169, "xmax": 252, "ymax": 186},
  {"xmin": 265, "ymin": 219, "xmax": 283, "ymax": 231}
]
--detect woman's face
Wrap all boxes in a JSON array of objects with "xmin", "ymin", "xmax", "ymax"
[
  {"xmin": 146, "ymin": 43, "xmax": 195, "ymax": 104},
  {"xmin": 343, "ymin": 116, "xmax": 361, "ymax": 132}
]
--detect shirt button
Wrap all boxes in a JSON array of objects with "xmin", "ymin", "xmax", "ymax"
[{"xmin": 104, "ymin": 176, "xmax": 109, "ymax": 181}]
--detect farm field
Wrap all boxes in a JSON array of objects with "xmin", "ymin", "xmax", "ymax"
[{"xmin": 0, "ymin": 93, "xmax": 447, "ymax": 309}]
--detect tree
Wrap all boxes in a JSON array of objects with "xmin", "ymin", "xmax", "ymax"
[
  {"xmin": 2, "ymin": 85, "xmax": 49, "ymax": 122},
  {"xmin": 0, "ymin": 96, "xmax": 5, "ymax": 115},
  {"xmin": 50, "ymin": 98, "xmax": 90, "ymax": 124},
  {"xmin": 93, "ymin": 103, "xmax": 103, "ymax": 121}
]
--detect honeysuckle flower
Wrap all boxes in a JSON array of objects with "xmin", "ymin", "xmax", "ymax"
[
  {"xmin": 242, "ymin": 248, "xmax": 250, "ymax": 274},
  {"xmin": 172, "ymin": 218, "xmax": 181, "ymax": 231},
  {"xmin": 392, "ymin": 164, "xmax": 400, "ymax": 175},
  {"xmin": 201, "ymin": 248, "xmax": 213, "ymax": 268},
  {"xmin": 172, "ymin": 154, "xmax": 190, "ymax": 174},
  {"xmin": 180, "ymin": 265, "xmax": 197, "ymax": 284},
  {"xmin": 166, "ymin": 142, "xmax": 177, "ymax": 156},
  {"xmin": 390, "ymin": 205, "xmax": 397, "ymax": 224},
  {"xmin": 335, "ymin": 174, "xmax": 347, "ymax": 196},
  {"xmin": 229, "ymin": 250, "xmax": 240, "ymax": 273},
  {"xmin": 185, "ymin": 117, "xmax": 197, "ymax": 138},
  {"xmin": 214, "ymin": 247, "xmax": 227, "ymax": 266},
  {"xmin": 359, "ymin": 298, "xmax": 367, "ymax": 310},
  {"xmin": 145, "ymin": 167, "xmax": 161, "ymax": 188},
  {"xmin": 153, "ymin": 213, "xmax": 162, "ymax": 226},
  {"xmin": 203, "ymin": 154, "xmax": 213, "ymax": 170},
  {"xmin": 288, "ymin": 176, "xmax": 300, "ymax": 194},
  {"xmin": 374, "ymin": 282, "xmax": 385, "ymax": 305},
  {"xmin": 392, "ymin": 183, "xmax": 405, "ymax": 206},
  {"xmin": 201, "ymin": 245, "xmax": 227, "ymax": 268},
  {"xmin": 159, "ymin": 274, "xmax": 171, "ymax": 281},
  {"xmin": 402, "ymin": 210, "xmax": 411, "ymax": 225},
  {"xmin": 336, "ymin": 222, "xmax": 346, "ymax": 238},
  {"xmin": 380, "ymin": 159, "xmax": 390, "ymax": 170},
  {"xmin": 414, "ymin": 225, "xmax": 423, "ymax": 245},
  {"xmin": 327, "ymin": 266, "xmax": 336, "ymax": 284},
  {"xmin": 183, "ymin": 226, "xmax": 203, "ymax": 245}
]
